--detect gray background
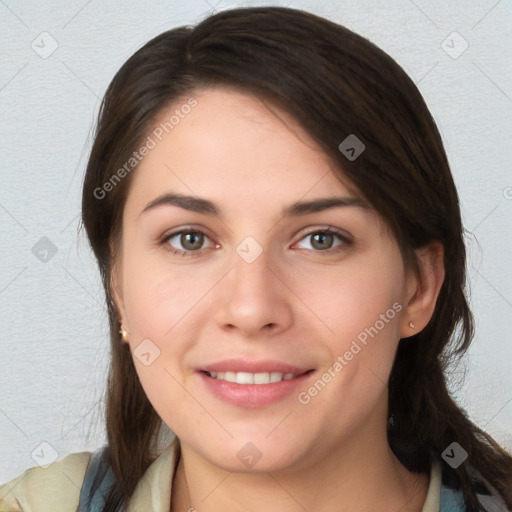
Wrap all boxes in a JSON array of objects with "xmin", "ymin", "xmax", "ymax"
[{"xmin": 1, "ymin": 0, "xmax": 511, "ymax": 482}]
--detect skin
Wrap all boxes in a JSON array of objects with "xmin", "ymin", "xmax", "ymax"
[{"xmin": 112, "ymin": 86, "xmax": 445, "ymax": 512}]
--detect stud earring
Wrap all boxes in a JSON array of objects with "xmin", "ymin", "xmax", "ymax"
[
  {"xmin": 408, "ymin": 321, "xmax": 415, "ymax": 329},
  {"xmin": 119, "ymin": 328, "xmax": 128, "ymax": 342}
]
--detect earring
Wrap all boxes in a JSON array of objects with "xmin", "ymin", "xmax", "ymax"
[
  {"xmin": 119, "ymin": 328, "xmax": 128, "ymax": 342},
  {"xmin": 408, "ymin": 321, "xmax": 415, "ymax": 329}
]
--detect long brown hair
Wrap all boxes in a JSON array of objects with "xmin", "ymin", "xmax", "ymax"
[{"xmin": 80, "ymin": 7, "xmax": 512, "ymax": 511}]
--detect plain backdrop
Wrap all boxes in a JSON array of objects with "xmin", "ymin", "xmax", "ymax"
[{"xmin": 1, "ymin": 0, "xmax": 511, "ymax": 482}]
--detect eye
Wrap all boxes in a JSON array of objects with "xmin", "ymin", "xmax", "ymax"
[
  {"xmin": 295, "ymin": 228, "xmax": 351, "ymax": 253},
  {"xmin": 160, "ymin": 226, "xmax": 351, "ymax": 257},
  {"xmin": 161, "ymin": 229, "xmax": 217, "ymax": 256}
]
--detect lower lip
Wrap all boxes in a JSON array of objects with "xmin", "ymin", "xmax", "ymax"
[{"xmin": 198, "ymin": 370, "xmax": 315, "ymax": 408}]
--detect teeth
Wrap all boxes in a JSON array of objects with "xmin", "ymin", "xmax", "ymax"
[{"xmin": 207, "ymin": 371, "xmax": 299, "ymax": 384}]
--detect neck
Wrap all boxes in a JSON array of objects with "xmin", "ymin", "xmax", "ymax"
[{"xmin": 171, "ymin": 424, "xmax": 429, "ymax": 512}]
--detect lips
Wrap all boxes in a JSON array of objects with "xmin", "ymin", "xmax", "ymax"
[
  {"xmin": 195, "ymin": 358, "xmax": 315, "ymax": 407},
  {"xmin": 198, "ymin": 368, "xmax": 315, "ymax": 408}
]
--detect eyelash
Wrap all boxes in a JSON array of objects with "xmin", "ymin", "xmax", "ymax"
[{"xmin": 159, "ymin": 227, "xmax": 352, "ymax": 258}]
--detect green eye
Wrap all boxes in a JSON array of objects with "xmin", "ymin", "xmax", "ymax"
[
  {"xmin": 179, "ymin": 232, "xmax": 205, "ymax": 251},
  {"xmin": 161, "ymin": 230, "xmax": 215, "ymax": 257},
  {"xmin": 296, "ymin": 229, "xmax": 351, "ymax": 254}
]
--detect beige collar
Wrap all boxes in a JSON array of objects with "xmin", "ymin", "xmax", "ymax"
[{"xmin": 422, "ymin": 458, "xmax": 442, "ymax": 512}]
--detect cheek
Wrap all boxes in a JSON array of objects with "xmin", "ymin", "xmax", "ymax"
[
  {"xmin": 120, "ymin": 258, "xmax": 203, "ymax": 422},
  {"xmin": 291, "ymin": 267, "xmax": 404, "ymax": 435},
  {"xmin": 121, "ymin": 251, "xmax": 215, "ymax": 339},
  {"xmin": 289, "ymin": 253, "xmax": 405, "ymax": 342},
  {"xmin": 289, "ymin": 254, "xmax": 405, "ymax": 398}
]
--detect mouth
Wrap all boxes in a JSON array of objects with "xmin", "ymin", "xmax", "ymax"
[
  {"xmin": 201, "ymin": 369, "xmax": 314, "ymax": 385},
  {"xmin": 197, "ymin": 367, "xmax": 316, "ymax": 408}
]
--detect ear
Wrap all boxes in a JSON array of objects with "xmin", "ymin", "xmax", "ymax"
[
  {"xmin": 110, "ymin": 258, "xmax": 130, "ymax": 344},
  {"xmin": 400, "ymin": 241, "xmax": 445, "ymax": 338}
]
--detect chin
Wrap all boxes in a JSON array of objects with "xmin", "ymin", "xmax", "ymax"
[{"xmin": 199, "ymin": 435, "xmax": 308, "ymax": 474}]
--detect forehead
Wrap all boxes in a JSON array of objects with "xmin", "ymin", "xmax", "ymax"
[{"xmin": 125, "ymin": 86, "xmax": 356, "ymax": 215}]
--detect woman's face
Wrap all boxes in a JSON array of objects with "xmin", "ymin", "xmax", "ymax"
[{"xmin": 113, "ymin": 86, "xmax": 418, "ymax": 473}]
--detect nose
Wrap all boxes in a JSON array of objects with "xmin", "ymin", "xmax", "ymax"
[{"xmin": 214, "ymin": 244, "xmax": 294, "ymax": 338}]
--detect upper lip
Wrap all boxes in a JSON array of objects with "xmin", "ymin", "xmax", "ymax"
[{"xmin": 199, "ymin": 358, "xmax": 314, "ymax": 375}]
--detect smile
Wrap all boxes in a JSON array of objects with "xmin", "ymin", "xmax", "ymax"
[
  {"xmin": 198, "ymin": 369, "xmax": 315, "ymax": 408},
  {"xmin": 205, "ymin": 371, "xmax": 300, "ymax": 384}
]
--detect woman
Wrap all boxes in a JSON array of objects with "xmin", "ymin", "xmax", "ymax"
[{"xmin": 1, "ymin": 6, "xmax": 511, "ymax": 512}]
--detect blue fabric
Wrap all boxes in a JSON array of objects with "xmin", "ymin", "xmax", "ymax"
[
  {"xmin": 77, "ymin": 447, "xmax": 119, "ymax": 512},
  {"xmin": 437, "ymin": 467, "xmax": 511, "ymax": 512},
  {"xmin": 440, "ymin": 486, "xmax": 466, "ymax": 511},
  {"xmin": 439, "ymin": 485, "xmax": 511, "ymax": 512}
]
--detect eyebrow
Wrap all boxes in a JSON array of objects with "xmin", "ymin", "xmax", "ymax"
[{"xmin": 139, "ymin": 193, "xmax": 368, "ymax": 219}]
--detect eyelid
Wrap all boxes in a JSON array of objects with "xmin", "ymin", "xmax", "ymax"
[
  {"xmin": 293, "ymin": 225, "xmax": 352, "ymax": 244},
  {"xmin": 160, "ymin": 224, "xmax": 214, "ymax": 241}
]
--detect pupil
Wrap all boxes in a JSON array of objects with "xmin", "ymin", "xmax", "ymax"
[
  {"xmin": 312, "ymin": 233, "xmax": 333, "ymax": 250},
  {"xmin": 182, "ymin": 232, "xmax": 203, "ymax": 250}
]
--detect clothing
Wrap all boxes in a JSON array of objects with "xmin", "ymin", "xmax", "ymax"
[{"xmin": 0, "ymin": 438, "xmax": 509, "ymax": 511}]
